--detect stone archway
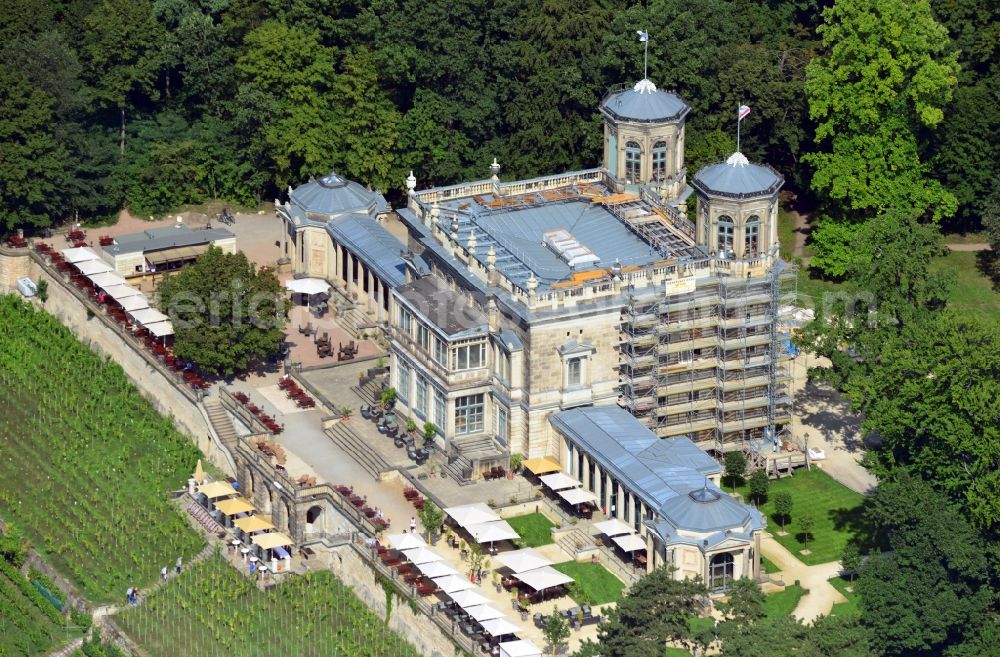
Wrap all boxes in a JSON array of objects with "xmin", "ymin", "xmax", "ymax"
[{"xmin": 305, "ymin": 505, "xmax": 325, "ymax": 534}]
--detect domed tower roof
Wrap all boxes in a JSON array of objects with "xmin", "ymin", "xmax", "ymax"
[
  {"xmin": 289, "ymin": 171, "xmax": 388, "ymax": 219},
  {"xmin": 691, "ymin": 152, "xmax": 783, "ymax": 200},
  {"xmin": 600, "ymin": 79, "xmax": 690, "ymax": 124}
]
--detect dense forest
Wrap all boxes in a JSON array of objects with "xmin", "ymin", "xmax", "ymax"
[{"xmin": 2, "ymin": 0, "xmax": 998, "ymax": 257}]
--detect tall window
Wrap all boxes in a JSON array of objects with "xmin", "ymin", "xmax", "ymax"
[
  {"xmin": 417, "ymin": 324, "xmax": 429, "ymax": 351},
  {"xmin": 745, "ymin": 216, "xmax": 760, "ymax": 257},
  {"xmin": 709, "ymin": 553, "xmax": 735, "ymax": 591},
  {"xmin": 399, "ymin": 307, "xmax": 412, "ymax": 335},
  {"xmin": 567, "ymin": 357, "xmax": 582, "ymax": 386},
  {"xmin": 454, "ymin": 394, "xmax": 484, "ymax": 435},
  {"xmin": 652, "ymin": 141, "xmax": 668, "ymax": 181},
  {"xmin": 495, "ymin": 406, "xmax": 508, "ymax": 446},
  {"xmin": 434, "ymin": 389, "xmax": 446, "ymax": 433},
  {"xmin": 717, "ymin": 216, "xmax": 734, "ymax": 255},
  {"xmin": 415, "ymin": 375, "xmax": 427, "ymax": 418},
  {"xmin": 433, "ymin": 337, "xmax": 447, "ymax": 365},
  {"xmin": 625, "ymin": 141, "xmax": 641, "ymax": 183},
  {"xmin": 452, "ymin": 341, "xmax": 486, "ymax": 371},
  {"xmin": 497, "ymin": 350, "xmax": 511, "ymax": 383},
  {"xmin": 397, "ymin": 361, "xmax": 410, "ymax": 403}
]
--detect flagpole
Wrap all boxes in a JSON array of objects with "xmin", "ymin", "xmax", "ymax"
[
  {"xmin": 644, "ymin": 35, "xmax": 648, "ymax": 80},
  {"xmin": 737, "ymin": 112, "xmax": 741, "ymax": 154}
]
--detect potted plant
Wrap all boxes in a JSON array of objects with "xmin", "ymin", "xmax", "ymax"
[
  {"xmin": 509, "ymin": 494, "xmax": 518, "ymax": 504},
  {"xmin": 406, "ymin": 419, "xmax": 418, "ymax": 436},
  {"xmin": 339, "ymin": 406, "xmax": 353, "ymax": 422},
  {"xmin": 510, "ymin": 452, "xmax": 524, "ymax": 475},
  {"xmin": 493, "ymin": 571, "xmax": 501, "ymax": 593},
  {"xmin": 422, "ymin": 422, "xmax": 437, "ymax": 448},
  {"xmin": 380, "ymin": 387, "xmax": 397, "ymax": 410},
  {"xmin": 520, "ymin": 599, "xmax": 531, "ymax": 621}
]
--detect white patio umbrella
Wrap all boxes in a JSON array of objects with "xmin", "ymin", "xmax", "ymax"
[
  {"xmin": 401, "ymin": 546, "xmax": 445, "ymax": 565},
  {"xmin": 432, "ymin": 574, "xmax": 475, "ymax": 594},
  {"xmin": 118, "ymin": 296, "xmax": 149, "ymax": 313},
  {"xmin": 515, "ymin": 566, "xmax": 574, "ymax": 592},
  {"xmin": 387, "ymin": 533, "xmax": 427, "ymax": 551},
  {"xmin": 102, "ymin": 284, "xmax": 142, "ymax": 300},
  {"xmin": 416, "ymin": 560, "xmax": 459, "ymax": 578},
  {"xmin": 285, "ymin": 278, "xmax": 331, "ymax": 296},
  {"xmin": 444, "ymin": 503, "xmax": 500, "ymax": 528},
  {"xmin": 498, "ymin": 639, "xmax": 543, "ymax": 657},
  {"xmin": 88, "ymin": 271, "xmax": 127, "ymax": 288},
  {"xmin": 75, "ymin": 259, "xmax": 112, "ymax": 276},
  {"xmin": 129, "ymin": 307, "xmax": 169, "ymax": 326},
  {"xmin": 465, "ymin": 604, "xmax": 507, "ymax": 622},
  {"xmin": 558, "ymin": 487, "xmax": 598, "ymax": 506},
  {"xmin": 467, "ymin": 520, "xmax": 519, "ymax": 545},
  {"xmin": 592, "ymin": 518, "xmax": 634, "ymax": 538},
  {"xmin": 62, "ymin": 247, "xmax": 99, "ymax": 263},
  {"xmin": 494, "ymin": 548, "xmax": 552, "ymax": 574},
  {"xmin": 480, "ymin": 617, "xmax": 522, "ymax": 638},
  {"xmin": 612, "ymin": 533, "xmax": 647, "ymax": 552},
  {"xmin": 449, "ymin": 589, "xmax": 491, "ymax": 608},
  {"xmin": 539, "ymin": 472, "xmax": 581, "ymax": 491}
]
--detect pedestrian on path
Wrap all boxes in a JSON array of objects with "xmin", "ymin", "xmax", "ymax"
[
  {"xmin": 126, "ymin": 587, "xmax": 133, "ymax": 606},
  {"xmin": 161, "ymin": 566, "xmax": 168, "ymax": 582},
  {"xmin": 175, "ymin": 557, "xmax": 182, "ymax": 574},
  {"xmin": 410, "ymin": 517, "xmax": 416, "ymax": 533}
]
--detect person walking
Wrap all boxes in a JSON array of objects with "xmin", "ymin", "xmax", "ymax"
[
  {"xmin": 161, "ymin": 566, "xmax": 168, "ymax": 582},
  {"xmin": 409, "ymin": 516, "xmax": 417, "ymax": 533},
  {"xmin": 175, "ymin": 556, "xmax": 182, "ymax": 574},
  {"xmin": 126, "ymin": 587, "xmax": 133, "ymax": 606}
]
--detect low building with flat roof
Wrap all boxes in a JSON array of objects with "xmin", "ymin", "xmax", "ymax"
[{"xmin": 101, "ymin": 223, "xmax": 236, "ymax": 277}]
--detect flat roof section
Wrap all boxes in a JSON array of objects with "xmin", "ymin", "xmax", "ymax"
[
  {"xmin": 103, "ymin": 225, "xmax": 234, "ymax": 256},
  {"xmin": 396, "ymin": 276, "xmax": 488, "ymax": 338}
]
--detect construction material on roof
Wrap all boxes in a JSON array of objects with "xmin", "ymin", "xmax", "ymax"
[{"xmin": 543, "ymin": 229, "xmax": 600, "ymax": 267}]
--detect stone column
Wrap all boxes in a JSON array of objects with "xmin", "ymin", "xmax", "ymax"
[
  {"xmin": 753, "ymin": 531, "xmax": 761, "ymax": 580},
  {"xmin": 582, "ymin": 454, "xmax": 591, "ymax": 490}
]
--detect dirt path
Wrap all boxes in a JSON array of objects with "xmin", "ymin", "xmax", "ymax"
[
  {"xmin": 946, "ymin": 243, "xmax": 991, "ymax": 251},
  {"xmin": 761, "ymin": 535, "xmax": 845, "ymax": 623}
]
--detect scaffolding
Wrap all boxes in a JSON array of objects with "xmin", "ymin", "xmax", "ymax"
[{"xmin": 618, "ymin": 259, "xmax": 797, "ymax": 455}]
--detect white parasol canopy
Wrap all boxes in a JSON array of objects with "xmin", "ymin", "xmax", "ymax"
[
  {"xmin": 75, "ymin": 259, "xmax": 112, "ymax": 275},
  {"xmin": 401, "ymin": 546, "xmax": 445, "ymax": 565},
  {"xmin": 118, "ymin": 296, "xmax": 149, "ymax": 312},
  {"xmin": 387, "ymin": 533, "xmax": 427, "ymax": 551},
  {"xmin": 129, "ymin": 307, "xmax": 169, "ymax": 326},
  {"xmin": 494, "ymin": 548, "xmax": 552, "ymax": 574},
  {"xmin": 88, "ymin": 271, "xmax": 127, "ymax": 288},
  {"xmin": 449, "ymin": 589, "xmax": 491, "ymax": 608},
  {"xmin": 432, "ymin": 574, "xmax": 475, "ymax": 594},
  {"xmin": 515, "ymin": 566, "xmax": 574, "ymax": 591},
  {"xmin": 499, "ymin": 639, "xmax": 543, "ymax": 657},
  {"xmin": 466, "ymin": 520, "xmax": 520, "ymax": 544},
  {"xmin": 102, "ymin": 284, "xmax": 142, "ymax": 300},
  {"xmin": 558, "ymin": 487, "xmax": 598, "ymax": 506},
  {"xmin": 144, "ymin": 320, "xmax": 174, "ymax": 338},
  {"xmin": 416, "ymin": 560, "xmax": 459, "ymax": 578},
  {"xmin": 285, "ymin": 278, "xmax": 331, "ymax": 296},
  {"xmin": 62, "ymin": 247, "xmax": 99, "ymax": 263},
  {"xmin": 464, "ymin": 604, "xmax": 507, "ymax": 622},
  {"xmin": 612, "ymin": 533, "xmax": 647, "ymax": 552},
  {"xmin": 593, "ymin": 518, "xmax": 634, "ymax": 538},
  {"xmin": 444, "ymin": 503, "xmax": 501, "ymax": 528},
  {"xmin": 480, "ymin": 617, "xmax": 522, "ymax": 637},
  {"xmin": 539, "ymin": 472, "xmax": 582, "ymax": 491}
]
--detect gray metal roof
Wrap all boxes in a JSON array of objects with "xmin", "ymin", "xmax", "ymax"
[
  {"xmin": 396, "ymin": 276, "xmax": 488, "ymax": 338},
  {"xmin": 325, "ymin": 214, "xmax": 408, "ymax": 287},
  {"xmin": 550, "ymin": 407, "xmax": 757, "ymax": 537},
  {"xmin": 600, "ymin": 80, "xmax": 689, "ymax": 124},
  {"xmin": 103, "ymin": 225, "xmax": 234, "ymax": 256},
  {"xmin": 438, "ymin": 198, "xmax": 661, "ymax": 290},
  {"xmin": 691, "ymin": 152, "xmax": 783, "ymax": 199},
  {"xmin": 290, "ymin": 171, "xmax": 388, "ymax": 218}
]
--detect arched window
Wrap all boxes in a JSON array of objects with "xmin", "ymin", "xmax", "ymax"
[
  {"xmin": 717, "ymin": 215, "xmax": 735, "ymax": 255},
  {"xmin": 625, "ymin": 142, "xmax": 641, "ymax": 183},
  {"xmin": 709, "ymin": 552, "xmax": 735, "ymax": 591},
  {"xmin": 652, "ymin": 141, "xmax": 668, "ymax": 182},
  {"xmin": 745, "ymin": 215, "xmax": 760, "ymax": 257}
]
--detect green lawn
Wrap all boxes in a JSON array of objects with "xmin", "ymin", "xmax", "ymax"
[
  {"xmin": 666, "ymin": 648, "xmax": 692, "ymax": 657},
  {"xmin": 764, "ymin": 584, "xmax": 807, "ymax": 619},
  {"xmin": 777, "ymin": 207, "xmax": 800, "ymax": 260},
  {"xmin": 931, "ymin": 251, "xmax": 1000, "ymax": 324},
  {"xmin": 553, "ymin": 561, "xmax": 625, "ymax": 606},
  {"xmin": 828, "ymin": 576, "xmax": 860, "ymax": 618},
  {"xmin": 687, "ymin": 615, "xmax": 715, "ymax": 636},
  {"xmin": 506, "ymin": 513, "xmax": 554, "ymax": 547},
  {"xmin": 737, "ymin": 469, "xmax": 864, "ymax": 566},
  {"xmin": 761, "ymin": 554, "xmax": 782, "ymax": 576}
]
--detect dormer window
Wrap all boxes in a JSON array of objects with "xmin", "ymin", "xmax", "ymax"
[{"xmin": 568, "ymin": 357, "xmax": 582, "ymax": 386}]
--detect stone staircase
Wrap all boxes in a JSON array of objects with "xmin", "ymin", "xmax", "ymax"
[
  {"xmin": 556, "ymin": 527, "xmax": 597, "ymax": 558},
  {"xmin": 336, "ymin": 306, "xmax": 369, "ymax": 338},
  {"xmin": 324, "ymin": 421, "xmax": 393, "ymax": 480},
  {"xmin": 440, "ymin": 454, "xmax": 474, "ymax": 485},
  {"xmin": 351, "ymin": 378, "xmax": 383, "ymax": 407},
  {"xmin": 47, "ymin": 638, "xmax": 82, "ymax": 657},
  {"xmin": 203, "ymin": 398, "xmax": 238, "ymax": 448}
]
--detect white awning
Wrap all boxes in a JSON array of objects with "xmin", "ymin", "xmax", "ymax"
[
  {"xmin": 466, "ymin": 520, "xmax": 519, "ymax": 544},
  {"xmin": 118, "ymin": 296, "xmax": 149, "ymax": 312},
  {"xmin": 129, "ymin": 307, "xmax": 169, "ymax": 326},
  {"xmin": 62, "ymin": 247, "xmax": 99, "ymax": 263},
  {"xmin": 593, "ymin": 518, "xmax": 634, "ymax": 538},
  {"xmin": 401, "ymin": 547, "xmax": 445, "ymax": 565},
  {"xmin": 479, "ymin": 617, "xmax": 522, "ymax": 637},
  {"xmin": 449, "ymin": 590, "xmax": 491, "ymax": 608},
  {"xmin": 612, "ymin": 533, "xmax": 647, "ymax": 552},
  {"xmin": 444, "ymin": 503, "xmax": 500, "ymax": 528},
  {"xmin": 75, "ymin": 260, "xmax": 112, "ymax": 276},
  {"xmin": 464, "ymin": 604, "xmax": 507, "ymax": 622},
  {"xmin": 102, "ymin": 284, "xmax": 142, "ymax": 300},
  {"xmin": 494, "ymin": 548, "xmax": 552, "ymax": 574},
  {"xmin": 387, "ymin": 533, "xmax": 426, "ymax": 551},
  {"xmin": 514, "ymin": 566, "xmax": 574, "ymax": 591},
  {"xmin": 285, "ymin": 278, "xmax": 331, "ymax": 296},
  {"xmin": 557, "ymin": 487, "xmax": 598, "ymax": 506},
  {"xmin": 539, "ymin": 472, "xmax": 581, "ymax": 491},
  {"xmin": 432, "ymin": 574, "xmax": 475, "ymax": 594},
  {"xmin": 499, "ymin": 639, "xmax": 543, "ymax": 657},
  {"xmin": 416, "ymin": 560, "xmax": 459, "ymax": 578},
  {"xmin": 145, "ymin": 320, "xmax": 174, "ymax": 337},
  {"xmin": 88, "ymin": 271, "xmax": 128, "ymax": 288}
]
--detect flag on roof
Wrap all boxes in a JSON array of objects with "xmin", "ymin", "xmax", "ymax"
[
  {"xmin": 738, "ymin": 105, "xmax": 751, "ymax": 121},
  {"xmin": 637, "ymin": 30, "xmax": 649, "ymax": 42}
]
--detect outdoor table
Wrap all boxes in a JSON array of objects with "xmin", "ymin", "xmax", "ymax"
[
  {"xmin": 249, "ymin": 556, "xmax": 259, "ymax": 563},
  {"xmin": 230, "ymin": 539, "xmax": 241, "ymax": 554},
  {"xmin": 241, "ymin": 547, "xmax": 250, "ymax": 562}
]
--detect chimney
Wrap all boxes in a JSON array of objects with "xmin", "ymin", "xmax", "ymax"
[{"xmin": 487, "ymin": 296, "xmax": 499, "ymax": 332}]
